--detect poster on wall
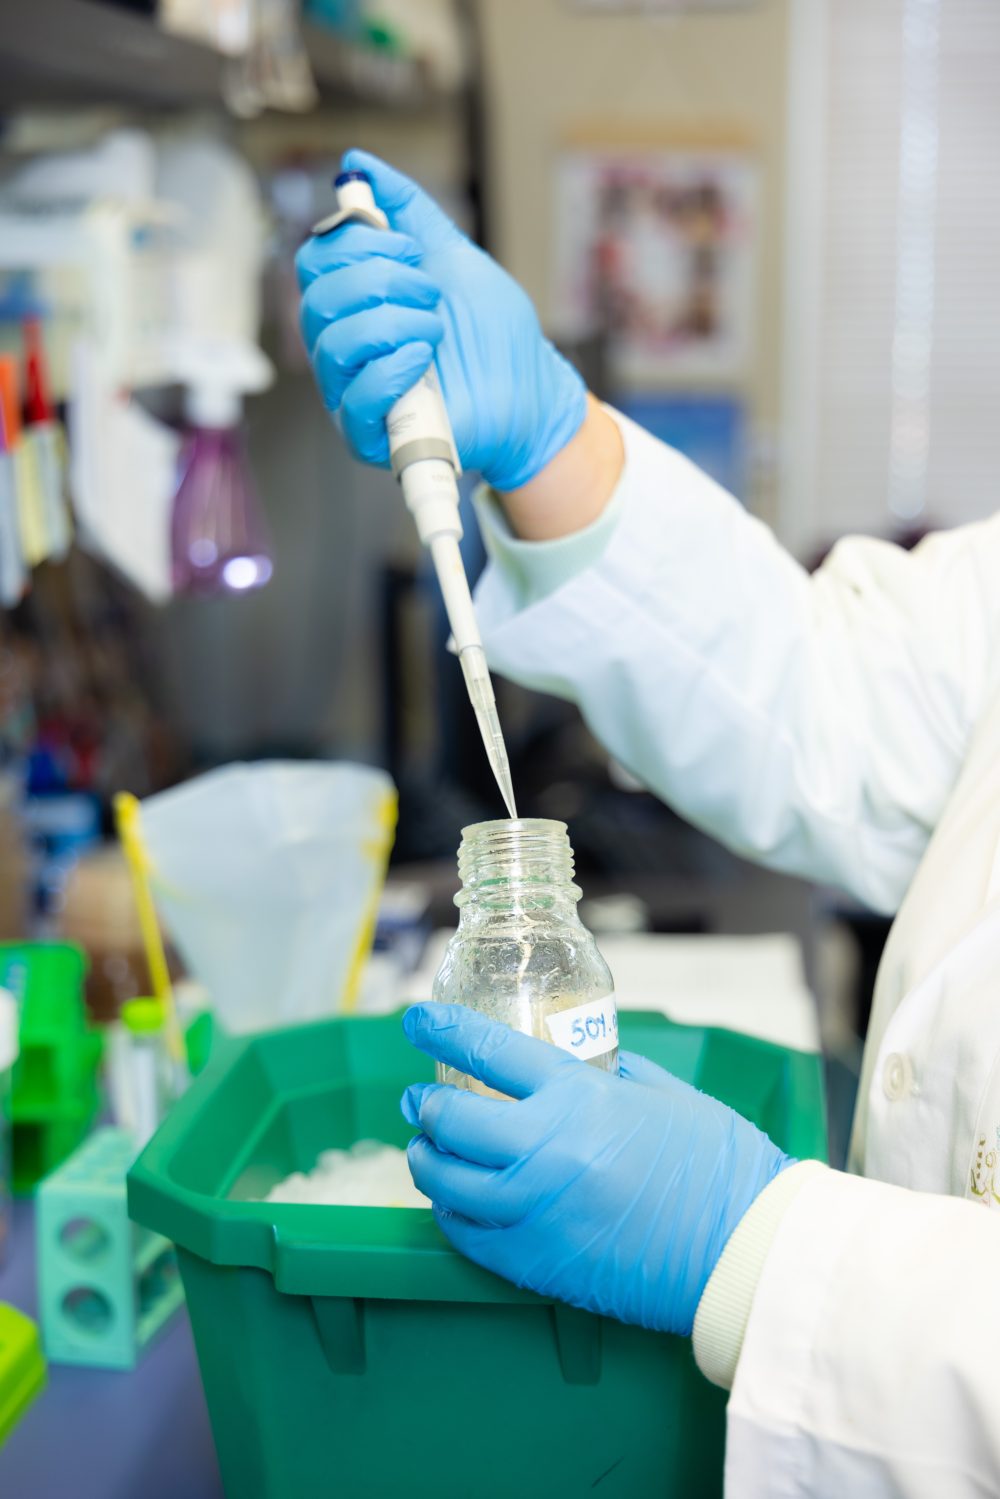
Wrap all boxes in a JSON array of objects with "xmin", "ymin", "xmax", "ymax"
[
  {"xmin": 552, "ymin": 146, "xmax": 758, "ymax": 384},
  {"xmin": 614, "ymin": 392, "xmax": 747, "ymax": 500}
]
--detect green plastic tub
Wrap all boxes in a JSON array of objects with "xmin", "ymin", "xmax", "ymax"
[{"xmin": 128, "ymin": 1011, "xmax": 826, "ymax": 1499}]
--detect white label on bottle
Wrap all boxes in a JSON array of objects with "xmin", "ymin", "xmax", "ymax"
[{"xmin": 545, "ymin": 998, "xmax": 618, "ymax": 1062}]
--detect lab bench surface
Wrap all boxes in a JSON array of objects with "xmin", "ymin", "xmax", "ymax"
[{"xmin": 0, "ymin": 1199, "xmax": 223, "ymax": 1499}]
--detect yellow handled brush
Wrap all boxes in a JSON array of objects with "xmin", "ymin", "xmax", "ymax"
[{"xmin": 113, "ymin": 791, "xmax": 185, "ymax": 1065}]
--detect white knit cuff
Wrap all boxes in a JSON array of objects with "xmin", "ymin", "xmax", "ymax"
[{"xmin": 692, "ymin": 1160, "xmax": 828, "ymax": 1390}]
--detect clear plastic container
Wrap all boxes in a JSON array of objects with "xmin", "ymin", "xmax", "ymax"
[
  {"xmin": 139, "ymin": 762, "xmax": 397, "ymax": 1034},
  {"xmin": 120, "ymin": 998, "xmax": 172, "ymax": 1149},
  {"xmin": 432, "ymin": 819, "xmax": 618, "ymax": 1093}
]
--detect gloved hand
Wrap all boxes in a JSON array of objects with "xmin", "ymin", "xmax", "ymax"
[
  {"xmin": 401, "ymin": 1004, "xmax": 794, "ymax": 1337},
  {"xmin": 295, "ymin": 150, "xmax": 587, "ymax": 491}
]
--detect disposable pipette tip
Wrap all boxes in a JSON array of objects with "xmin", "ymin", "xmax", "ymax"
[
  {"xmin": 473, "ymin": 697, "xmax": 518, "ymax": 819},
  {"xmin": 494, "ymin": 756, "xmax": 518, "ymax": 821}
]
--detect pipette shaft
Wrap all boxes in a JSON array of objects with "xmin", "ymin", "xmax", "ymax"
[{"xmin": 313, "ymin": 171, "xmax": 517, "ymax": 818}]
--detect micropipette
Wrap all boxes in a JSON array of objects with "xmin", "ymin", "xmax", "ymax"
[{"xmin": 313, "ymin": 170, "xmax": 518, "ymax": 819}]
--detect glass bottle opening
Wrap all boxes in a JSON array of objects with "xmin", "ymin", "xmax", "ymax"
[{"xmin": 455, "ymin": 818, "xmax": 579, "ymax": 905}]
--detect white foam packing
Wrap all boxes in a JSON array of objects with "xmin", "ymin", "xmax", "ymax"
[{"xmin": 265, "ymin": 1140, "xmax": 430, "ymax": 1209}]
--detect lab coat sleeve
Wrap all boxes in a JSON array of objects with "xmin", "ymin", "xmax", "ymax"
[
  {"xmin": 693, "ymin": 1160, "xmax": 827, "ymax": 1390},
  {"xmin": 474, "ymin": 408, "xmax": 1000, "ymax": 912},
  {"xmin": 721, "ymin": 1166, "xmax": 1000, "ymax": 1498}
]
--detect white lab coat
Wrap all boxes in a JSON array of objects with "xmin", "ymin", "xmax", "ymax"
[{"xmin": 474, "ymin": 409, "xmax": 1000, "ymax": 1498}]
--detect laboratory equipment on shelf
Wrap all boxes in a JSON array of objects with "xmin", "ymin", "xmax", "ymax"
[
  {"xmin": 165, "ymin": 275, "xmax": 275, "ymax": 598},
  {"xmin": 22, "ymin": 317, "xmax": 72, "ymax": 566},
  {"xmin": 171, "ymin": 389, "xmax": 274, "ymax": 596},
  {"xmin": 431, "ymin": 818, "xmax": 618, "ymax": 1093},
  {"xmin": 0, "ymin": 359, "xmax": 26, "ymax": 607},
  {"xmin": 312, "ymin": 170, "xmax": 517, "ymax": 819}
]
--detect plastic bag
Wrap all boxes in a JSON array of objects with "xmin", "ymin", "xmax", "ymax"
[{"xmin": 140, "ymin": 761, "xmax": 396, "ymax": 1033}]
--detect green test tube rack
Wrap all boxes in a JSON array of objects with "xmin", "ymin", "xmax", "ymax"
[{"xmin": 37, "ymin": 1127, "xmax": 183, "ymax": 1369}]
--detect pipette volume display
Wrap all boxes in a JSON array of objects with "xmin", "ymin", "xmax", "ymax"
[{"xmin": 313, "ymin": 171, "xmax": 518, "ymax": 818}]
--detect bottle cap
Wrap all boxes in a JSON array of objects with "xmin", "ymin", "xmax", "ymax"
[
  {"xmin": 121, "ymin": 998, "xmax": 166, "ymax": 1035},
  {"xmin": 183, "ymin": 384, "xmax": 242, "ymax": 429}
]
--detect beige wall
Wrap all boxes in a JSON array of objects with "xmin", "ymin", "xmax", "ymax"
[{"xmin": 476, "ymin": 0, "xmax": 790, "ymax": 518}]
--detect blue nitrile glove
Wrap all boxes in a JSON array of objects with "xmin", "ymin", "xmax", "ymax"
[
  {"xmin": 401, "ymin": 1004, "xmax": 794, "ymax": 1337},
  {"xmin": 295, "ymin": 150, "xmax": 587, "ymax": 491}
]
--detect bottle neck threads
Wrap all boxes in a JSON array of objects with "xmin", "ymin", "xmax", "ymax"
[{"xmin": 455, "ymin": 819, "xmax": 579, "ymax": 908}]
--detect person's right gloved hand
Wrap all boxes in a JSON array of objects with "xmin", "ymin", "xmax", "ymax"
[{"xmin": 295, "ymin": 150, "xmax": 587, "ymax": 492}]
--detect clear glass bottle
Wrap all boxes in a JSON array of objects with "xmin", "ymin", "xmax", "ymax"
[{"xmin": 432, "ymin": 819, "xmax": 618, "ymax": 1093}]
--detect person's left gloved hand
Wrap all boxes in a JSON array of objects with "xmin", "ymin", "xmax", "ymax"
[{"xmin": 401, "ymin": 1004, "xmax": 794, "ymax": 1337}]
